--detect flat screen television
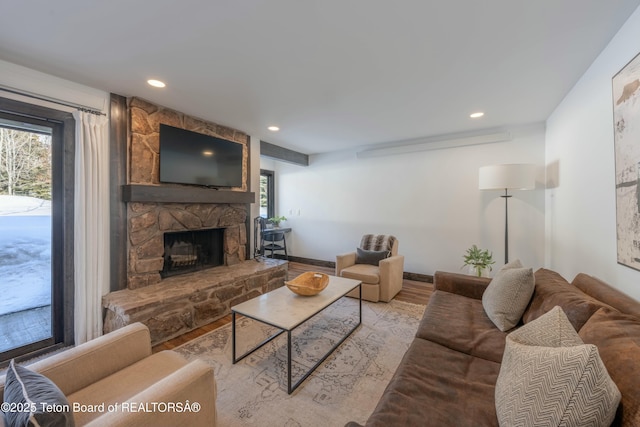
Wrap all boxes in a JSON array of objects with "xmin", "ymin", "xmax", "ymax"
[{"xmin": 159, "ymin": 124, "xmax": 243, "ymax": 187}]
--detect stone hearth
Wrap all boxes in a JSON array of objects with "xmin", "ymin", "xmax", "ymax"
[{"xmin": 103, "ymin": 259, "xmax": 288, "ymax": 345}]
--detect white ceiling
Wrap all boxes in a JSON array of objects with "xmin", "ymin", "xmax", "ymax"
[{"xmin": 1, "ymin": 1, "xmax": 639, "ymax": 154}]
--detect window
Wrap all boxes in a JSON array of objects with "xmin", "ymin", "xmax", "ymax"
[
  {"xmin": 260, "ymin": 169, "xmax": 274, "ymax": 219},
  {"xmin": 0, "ymin": 97, "xmax": 74, "ymax": 364}
]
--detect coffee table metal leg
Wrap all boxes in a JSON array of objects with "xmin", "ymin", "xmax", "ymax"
[
  {"xmin": 232, "ymin": 311, "xmax": 236, "ymax": 363},
  {"xmin": 287, "ymin": 330, "xmax": 292, "ymax": 394}
]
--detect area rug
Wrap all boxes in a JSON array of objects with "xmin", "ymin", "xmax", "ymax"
[{"xmin": 174, "ymin": 298, "xmax": 425, "ymax": 426}]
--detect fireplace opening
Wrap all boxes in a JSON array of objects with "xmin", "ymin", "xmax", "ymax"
[{"xmin": 162, "ymin": 228, "xmax": 225, "ymax": 278}]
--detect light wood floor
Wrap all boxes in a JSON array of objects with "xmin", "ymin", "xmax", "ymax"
[{"xmin": 152, "ymin": 261, "xmax": 433, "ymax": 353}]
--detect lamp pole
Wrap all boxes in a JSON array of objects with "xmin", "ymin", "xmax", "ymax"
[
  {"xmin": 479, "ymin": 163, "xmax": 536, "ymax": 266},
  {"xmin": 500, "ymin": 189, "xmax": 512, "ymax": 264}
]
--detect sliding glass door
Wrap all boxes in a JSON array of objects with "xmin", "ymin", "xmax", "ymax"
[
  {"xmin": 0, "ymin": 98, "xmax": 74, "ymax": 363},
  {"xmin": 0, "ymin": 120, "xmax": 54, "ymax": 355}
]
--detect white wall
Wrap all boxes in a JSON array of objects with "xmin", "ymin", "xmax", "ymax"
[
  {"xmin": 545, "ymin": 6, "xmax": 640, "ymax": 300},
  {"xmin": 269, "ymin": 124, "xmax": 545, "ymax": 276},
  {"xmin": 0, "ymin": 60, "xmax": 109, "ymax": 114}
]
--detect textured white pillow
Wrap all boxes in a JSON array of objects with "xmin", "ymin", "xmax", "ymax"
[
  {"xmin": 495, "ymin": 306, "xmax": 621, "ymax": 427},
  {"xmin": 482, "ymin": 259, "xmax": 535, "ymax": 331}
]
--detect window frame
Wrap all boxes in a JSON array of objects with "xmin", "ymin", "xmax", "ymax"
[
  {"xmin": 0, "ymin": 96, "xmax": 75, "ymax": 364},
  {"xmin": 260, "ymin": 169, "xmax": 275, "ymax": 219}
]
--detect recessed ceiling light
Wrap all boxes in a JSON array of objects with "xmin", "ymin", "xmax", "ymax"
[
  {"xmin": 268, "ymin": 126, "xmax": 280, "ymax": 132},
  {"xmin": 147, "ymin": 79, "xmax": 166, "ymax": 88},
  {"xmin": 470, "ymin": 112, "xmax": 484, "ymax": 118}
]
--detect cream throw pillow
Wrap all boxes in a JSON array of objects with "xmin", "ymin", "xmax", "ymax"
[
  {"xmin": 495, "ymin": 306, "xmax": 620, "ymax": 427},
  {"xmin": 482, "ymin": 259, "xmax": 534, "ymax": 331}
]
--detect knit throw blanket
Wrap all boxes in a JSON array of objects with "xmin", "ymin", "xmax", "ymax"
[{"xmin": 360, "ymin": 234, "xmax": 396, "ymax": 252}]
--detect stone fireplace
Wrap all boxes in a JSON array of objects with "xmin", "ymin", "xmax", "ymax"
[
  {"xmin": 125, "ymin": 97, "xmax": 252, "ymax": 290},
  {"xmin": 102, "ymin": 98, "xmax": 287, "ymax": 345}
]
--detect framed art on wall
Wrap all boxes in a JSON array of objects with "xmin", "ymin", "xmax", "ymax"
[{"xmin": 613, "ymin": 51, "xmax": 640, "ymax": 271}]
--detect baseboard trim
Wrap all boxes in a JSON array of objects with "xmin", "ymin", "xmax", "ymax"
[
  {"xmin": 283, "ymin": 255, "xmax": 433, "ymax": 283},
  {"xmin": 286, "ymin": 255, "xmax": 335, "ymax": 269},
  {"xmin": 404, "ymin": 271, "xmax": 434, "ymax": 283}
]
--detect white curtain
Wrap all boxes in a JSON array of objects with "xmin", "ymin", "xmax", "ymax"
[{"xmin": 73, "ymin": 111, "xmax": 110, "ymax": 345}]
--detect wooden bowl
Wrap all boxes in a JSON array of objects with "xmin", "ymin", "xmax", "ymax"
[{"xmin": 285, "ymin": 272, "xmax": 330, "ymax": 296}]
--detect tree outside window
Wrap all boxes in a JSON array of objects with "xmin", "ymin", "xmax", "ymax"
[{"xmin": 0, "ymin": 127, "xmax": 52, "ymax": 199}]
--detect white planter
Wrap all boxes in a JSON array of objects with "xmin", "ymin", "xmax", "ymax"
[{"xmin": 468, "ymin": 265, "xmax": 489, "ymax": 277}]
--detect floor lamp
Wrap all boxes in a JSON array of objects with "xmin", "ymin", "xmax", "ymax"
[{"xmin": 479, "ymin": 164, "xmax": 536, "ymax": 264}]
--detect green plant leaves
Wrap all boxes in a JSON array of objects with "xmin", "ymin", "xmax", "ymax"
[{"xmin": 462, "ymin": 244, "xmax": 495, "ymax": 271}]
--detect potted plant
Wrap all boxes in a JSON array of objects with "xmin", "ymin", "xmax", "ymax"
[
  {"xmin": 268, "ymin": 215, "xmax": 287, "ymax": 228},
  {"xmin": 461, "ymin": 244, "xmax": 495, "ymax": 277}
]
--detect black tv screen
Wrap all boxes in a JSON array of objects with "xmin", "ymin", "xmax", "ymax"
[{"xmin": 159, "ymin": 124, "xmax": 243, "ymax": 187}]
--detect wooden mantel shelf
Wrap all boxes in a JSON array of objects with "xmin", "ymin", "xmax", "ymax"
[{"xmin": 122, "ymin": 184, "xmax": 255, "ymax": 204}]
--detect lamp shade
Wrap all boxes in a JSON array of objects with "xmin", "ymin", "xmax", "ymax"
[{"xmin": 479, "ymin": 164, "xmax": 536, "ymax": 190}]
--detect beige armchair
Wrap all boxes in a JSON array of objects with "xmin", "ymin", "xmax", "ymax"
[
  {"xmin": 336, "ymin": 234, "xmax": 404, "ymax": 302},
  {"xmin": 0, "ymin": 323, "xmax": 216, "ymax": 426}
]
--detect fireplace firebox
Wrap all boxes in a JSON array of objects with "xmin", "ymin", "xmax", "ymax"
[{"xmin": 162, "ymin": 228, "xmax": 225, "ymax": 278}]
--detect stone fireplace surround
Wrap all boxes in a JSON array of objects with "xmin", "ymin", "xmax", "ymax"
[
  {"xmin": 102, "ymin": 98, "xmax": 287, "ymax": 344},
  {"xmin": 127, "ymin": 201, "xmax": 249, "ymax": 289},
  {"xmin": 125, "ymin": 97, "xmax": 252, "ymax": 289}
]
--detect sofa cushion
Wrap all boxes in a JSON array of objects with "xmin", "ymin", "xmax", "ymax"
[
  {"xmin": 66, "ymin": 350, "xmax": 189, "ymax": 425},
  {"xmin": 482, "ymin": 260, "xmax": 535, "ymax": 332},
  {"xmin": 355, "ymin": 247, "xmax": 389, "ymax": 266},
  {"xmin": 496, "ymin": 306, "xmax": 620, "ymax": 427},
  {"xmin": 522, "ymin": 268, "xmax": 610, "ymax": 331},
  {"xmin": 572, "ymin": 273, "xmax": 640, "ymax": 319},
  {"xmin": 416, "ymin": 290, "xmax": 507, "ymax": 363},
  {"xmin": 579, "ymin": 307, "xmax": 640, "ymax": 426},
  {"xmin": 433, "ymin": 271, "xmax": 491, "ymax": 300},
  {"xmin": 364, "ymin": 337, "xmax": 501, "ymax": 427},
  {"xmin": 3, "ymin": 360, "xmax": 75, "ymax": 427},
  {"xmin": 340, "ymin": 264, "xmax": 380, "ymax": 285}
]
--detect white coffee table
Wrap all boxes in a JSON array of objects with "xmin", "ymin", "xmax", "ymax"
[{"xmin": 231, "ymin": 275, "xmax": 362, "ymax": 394}]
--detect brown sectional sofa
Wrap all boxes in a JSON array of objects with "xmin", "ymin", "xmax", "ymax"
[{"xmin": 348, "ymin": 268, "xmax": 640, "ymax": 427}]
